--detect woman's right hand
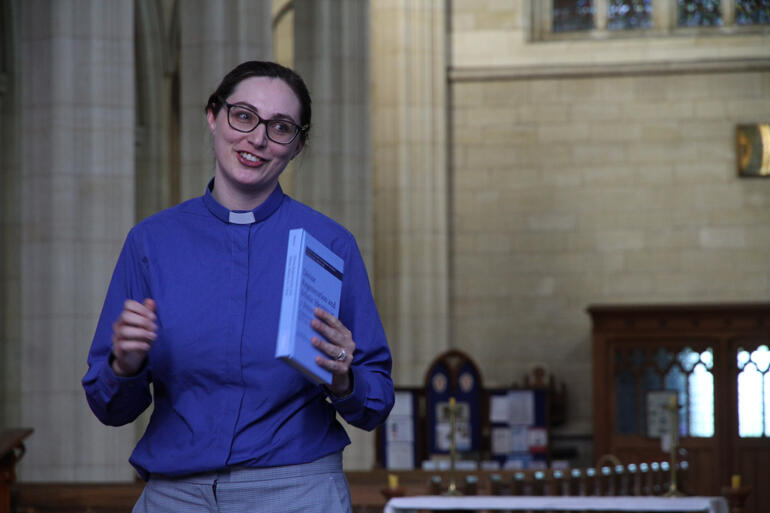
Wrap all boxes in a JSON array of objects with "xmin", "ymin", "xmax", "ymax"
[{"xmin": 111, "ymin": 298, "xmax": 157, "ymax": 377}]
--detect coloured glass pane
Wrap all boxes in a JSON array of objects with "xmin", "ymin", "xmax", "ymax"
[
  {"xmin": 736, "ymin": 0, "xmax": 770, "ymax": 25},
  {"xmin": 689, "ymin": 363, "xmax": 714, "ymax": 437},
  {"xmin": 608, "ymin": 0, "xmax": 652, "ymax": 29},
  {"xmin": 614, "ymin": 346, "xmax": 714, "ymax": 437},
  {"xmin": 737, "ymin": 346, "xmax": 770, "ymax": 437},
  {"xmin": 678, "ymin": 0, "xmax": 723, "ymax": 26},
  {"xmin": 553, "ymin": 0, "xmax": 594, "ymax": 32}
]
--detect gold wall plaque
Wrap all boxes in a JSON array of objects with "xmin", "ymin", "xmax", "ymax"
[{"xmin": 737, "ymin": 123, "xmax": 770, "ymax": 177}]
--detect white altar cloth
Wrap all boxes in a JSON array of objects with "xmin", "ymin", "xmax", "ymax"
[{"xmin": 384, "ymin": 495, "xmax": 728, "ymax": 513}]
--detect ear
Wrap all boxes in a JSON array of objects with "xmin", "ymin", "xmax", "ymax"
[{"xmin": 206, "ymin": 108, "xmax": 217, "ymax": 134}]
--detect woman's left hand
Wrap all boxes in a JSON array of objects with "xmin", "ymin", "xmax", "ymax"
[{"xmin": 311, "ymin": 307, "xmax": 355, "ymax": 397}]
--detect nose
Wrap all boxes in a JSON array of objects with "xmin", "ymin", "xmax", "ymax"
[{"xmin": 247, "ymin": 120, "xmax": 269, "ymax": 147}]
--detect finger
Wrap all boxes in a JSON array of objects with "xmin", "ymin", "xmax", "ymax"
[
  {"xmin": 311, "ymin": 336, "xmax": 347, "ymax": 359},
  {"xmin": 143, "ymin": 298, "xmax": 156, "ymax": 313},
  {"xmin": 118, "ymin": 310, "xmax": 158, "ymax": 330},
  {"xmin": 114, "ymin": 324, "xmax": 157, "ymax": 342},
  {"xmin": 114, "ymin": 341, "xmax": 153, "ymax": 354},
  {"xmin": 123, "ymin": 299, "xmax": 157, "ymax": 321},
  {"xmin": 314, "ymin": 355, "xmax": 349, "ymax": 374},
  {"xmin": 311, "ymin": 315, "xmax": 352, "ymax": 344},
  {"xmin": 310, "ymin": 318, "xmax": 339, "ymax": 343},
  {"xmin": 313, "ymin": 307, "xmax": 343, "ymax": 328}
]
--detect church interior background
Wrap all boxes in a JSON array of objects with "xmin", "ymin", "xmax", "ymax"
[{"xmin": 1, "ymin": 0, "xmax": 769, "ymax": 510}]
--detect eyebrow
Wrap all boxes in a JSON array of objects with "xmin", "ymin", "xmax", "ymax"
[{"xmin": 229, "ymin": 100, "xmax": 299, "ymax": 125}]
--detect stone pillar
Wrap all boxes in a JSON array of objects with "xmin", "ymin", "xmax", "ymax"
[
  {"xmin": 293, "ymin": 0, "xmax": 373, "ymax": 260},
  {"xmin": 653, "ymin": 0, "xmax": 677, "ymax": 32},
  {"xmin": 178, "ymin": 0, "xmax": 273, "ymax": 201},
  {"xmin": 1, "ymin": 0, "xmax": 20, "ymax": 433},
  {"xmin": 594, "ymin": 0, "xmax": 609, "ymax": 31},
  {"xmin": 371, "ymin": 1, "xmax": 450, "ymax": 385},
  {"xmin": 135, "ymin": 0, "xmax": 179, "ymax": 221},
  {"xmin": 721, "ymin": 0, "xmax": 736, "ymax": 27},
  {"xmin": 16, "ymin": 0, "xmax": 136, "ymax": 481},
  {"xmin": 293, "ymin": 0, "xmax": 375, "ymax": 471}
]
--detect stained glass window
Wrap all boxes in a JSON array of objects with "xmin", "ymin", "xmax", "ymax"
[
  {"xmin": 553, "ymin": 0, "xmax": 595, "ymax": 32},
  {"xmin": 614, "ymin": 346, "xmax": 714, "ymax": 437},
  {"xmin": 737, "ymin": 345, "xmax": 770, "ymax": 437},
  {"xmin": 608, "ymin": 0, "xmax": 653, "ymax": 30},
  {"xmin": 678, "ymin": 0, "xmax": 723, "ymax": 27},
  {"xmin": 688, "ymin": 350, "xmax": 714, "ymax": 437},
  {"xmin": 736, "ymin": 0, "xmax": 770, "ymax": 25}
]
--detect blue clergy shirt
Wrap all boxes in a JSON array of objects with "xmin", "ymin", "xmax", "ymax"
[{"xmin": 83, "ymin": 182, "xmax": 394, "ymax": 480}]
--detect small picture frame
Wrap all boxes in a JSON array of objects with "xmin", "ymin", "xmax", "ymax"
[{"xmin": 646, "ymin": 390, "xmax": 677, "ymax": 438}]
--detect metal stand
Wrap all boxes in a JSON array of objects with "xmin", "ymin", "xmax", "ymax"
[
  {"xmin": 663, "ymin": 398, "xmax": 685, "ymax": 497},
  {"xmin": 443, "ymin": 397, "xmax": 462, "ymax": 496}
]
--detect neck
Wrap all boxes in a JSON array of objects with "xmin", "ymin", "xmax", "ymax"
[{"xmin": 211, "ymin": 178, "xmax": 277, "ymax": 211}]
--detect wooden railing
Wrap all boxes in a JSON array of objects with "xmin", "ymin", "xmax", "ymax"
[
  {"xmin": 12, "ymin": 462, "xmax": 750, "ymax": 513},
  {"xmin": 1, "ymin": 429, "xmax": 33, "ymax": 513}
]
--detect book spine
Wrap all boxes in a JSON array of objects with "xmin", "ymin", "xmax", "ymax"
[{"xmin": 275, "ymin": 229, "xmax": 304, "ymax": 357}]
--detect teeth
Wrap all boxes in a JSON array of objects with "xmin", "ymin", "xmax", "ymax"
[{"xmin": 239, "ymin": 152, "xmax": 258, "ymax": 162}]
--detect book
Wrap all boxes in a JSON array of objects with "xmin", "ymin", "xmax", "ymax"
[{"xmin": 275, "ymin": 228, "xmax": 344, "ymax": 385}]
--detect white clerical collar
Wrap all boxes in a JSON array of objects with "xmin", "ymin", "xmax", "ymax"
[{"xmin": 228, "ymin": 211, "xmax": 256, "ymax": 224}]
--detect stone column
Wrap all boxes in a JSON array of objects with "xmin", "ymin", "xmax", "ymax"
[
  {"xmin": 293, "ymin": 0, "xmax": 373, "ymax": 261},
  {"xmin": 1, "ymin": 0, "xmax": 20, "ymax": 433},
  {"xmin": 135, "ymin": 0, "xmax": 179, "ymax": 221},
  {"xmin": 653, "ymin": 0, "xmax": 677, "ymax": 32},
  {"xmin": 293, "ymin": 0, "xmax": 375, "ymax": 471},
  {"xmin": 371, "ymin": 0, "xmax": 450, "ymax": 385},
  {"xmin": 721, "ymin": 0, "xmax": 736, "ymax": 27},
  {"xmin": 178, "ymin": 0, "xmax": 273, "ymax": 201},
  {"xmin": 16, "ymin": 0, "xmax": 136, "ymax": 481},
  {"xmin": 594, "ymin": 0, "xmax": 609, "ymax": 31}
]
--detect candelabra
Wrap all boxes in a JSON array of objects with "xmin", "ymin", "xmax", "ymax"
[
  {"xmin": 444, "ymin": 397, "xmax": 462, "ymax": 496},
  {"xmin": 663, "ymin": 396, "xmax": 685, "ymax": 497}
]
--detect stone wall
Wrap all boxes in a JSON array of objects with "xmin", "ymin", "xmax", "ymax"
[{"xmin": 448, "ymin": 0, "xmax": 770, "ymax": 436}]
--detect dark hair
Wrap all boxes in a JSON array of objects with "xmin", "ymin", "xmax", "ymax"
[{"xmin": 206, "ymin": 61, "xmax": 312, "ymax": 143}]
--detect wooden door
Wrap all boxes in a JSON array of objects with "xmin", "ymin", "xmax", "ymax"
[
  {"xmin": 589, "ymin": 303, "xmax": 770, "ymax": 513},
  {"xmin": 728, "ymin": 337, "xmax": 770, "ymax": 513}
]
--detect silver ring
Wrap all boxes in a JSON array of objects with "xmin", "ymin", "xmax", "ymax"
[{"xmin": 334, "ymin": 349, "xmax": 347, "ymax": 361}]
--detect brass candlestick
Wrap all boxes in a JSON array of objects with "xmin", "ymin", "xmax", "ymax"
[
  {"xmin": 663, "ymin": 396, "xmax": 685, "ymax": 497},
  {"xmin": 444, "ymin": 397, "xmax": 462, "ymax": 496}
]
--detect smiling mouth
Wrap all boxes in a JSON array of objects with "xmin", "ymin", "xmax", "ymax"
[{"xmin": 238, "ymin": 151, "xmax": 266, "ymax": 166}]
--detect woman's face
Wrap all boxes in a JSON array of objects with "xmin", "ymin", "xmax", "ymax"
[{"xmin": 207, "ymin": 76, "xmax": 304, "ymax": 204}]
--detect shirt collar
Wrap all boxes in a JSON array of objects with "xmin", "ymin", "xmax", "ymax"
[{"xmin": 202, "ymin": 178, "xmax": 285, "ymax": 224}]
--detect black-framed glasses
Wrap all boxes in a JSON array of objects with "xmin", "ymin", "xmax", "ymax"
[{"xmin": 222, "ymin": 101, "xmax": 306, "ymax": 145}]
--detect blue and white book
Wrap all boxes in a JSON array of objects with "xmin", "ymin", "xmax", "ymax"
[{"xmin": 275, "ymin": 228, "xmax": 344, "ymax": 385}]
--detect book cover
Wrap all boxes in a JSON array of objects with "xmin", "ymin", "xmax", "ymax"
[{"xmin": 275, "ymin": 228, "xmax": 344, "ymax": 385}]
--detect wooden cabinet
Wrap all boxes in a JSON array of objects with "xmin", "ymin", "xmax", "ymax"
[{"xmin": 588, "ymin": 303, "xmax": 770, "ymax": 513}]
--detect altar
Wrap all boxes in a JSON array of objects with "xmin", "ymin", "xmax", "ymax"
[{"xmin": 384, "ymin": 495, "xmax": 728, "ymax": 513}]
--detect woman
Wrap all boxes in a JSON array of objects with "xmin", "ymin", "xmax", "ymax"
[{"xmin": 82, "ymin": 61, "xmax": 394, "ymax": 513}]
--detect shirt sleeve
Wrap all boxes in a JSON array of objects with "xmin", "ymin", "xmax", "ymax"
[
  {"xmin": 82, "ymin": 229, "xmax": 153, "ymax": 426},
  {"xmin": 330, "ymin": 235, "xmax": 394, "ymax": 431}
]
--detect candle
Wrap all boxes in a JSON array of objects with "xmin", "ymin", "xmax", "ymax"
[
  {"xmin": 389, "ymin": 474, "xmax": 399, "ymax": 489},
  {"xmin": 731, "ymin": 474, "xmax": 741, "ymax": 489}
]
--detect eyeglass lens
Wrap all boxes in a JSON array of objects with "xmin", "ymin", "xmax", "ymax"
[{"xmin": 227, "ymin": 104, "xmax": 299, "ymax": 144}]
